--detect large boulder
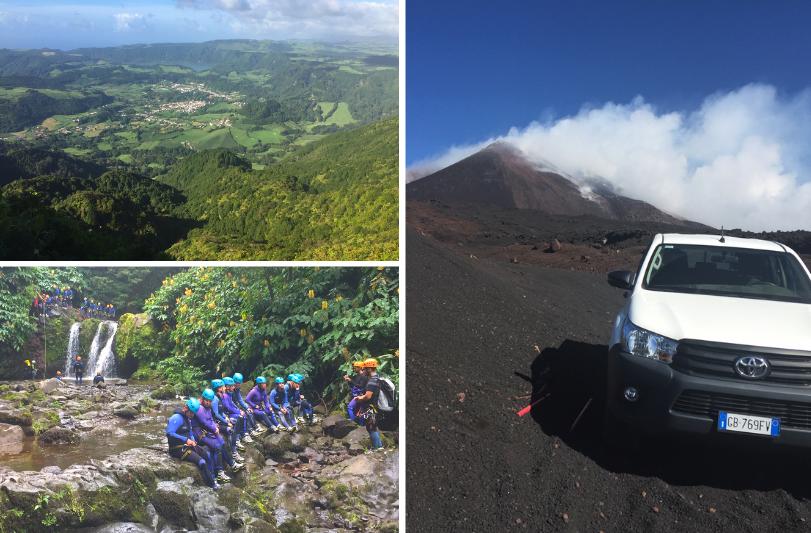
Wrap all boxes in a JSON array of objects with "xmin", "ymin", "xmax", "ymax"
[
  {"xmin": 38, "ymin": 426, "xmax": 79, "ymax": 445},
  {"xmin": 0, "ymin": 422, "xmax": 24, "ymax": 454},
  {"xmin": 150, "ymin": 480, "xmax": 196, "ymax": 530},
  {"xmin": 343, "ymin": 427, "xmax": 370, "ymax": 454},
  {"xmin": 0, "ymin": 400, "xmax": 33, "ymax": 427},
  {"xmin": 38, "ymin": 378, "xmax": 62, "ymax": 395},
  {"xmin": 321, "ymin": 415, "xmax": 356, "ymax": 439},
  {"xmin": 114, "ymin": 404, "xmax": 139, "ymax": 420}
]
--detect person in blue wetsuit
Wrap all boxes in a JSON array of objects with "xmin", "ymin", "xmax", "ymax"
[
  {"xmin": 210, "ymin": 379, "xmax": 245, "ymax": 462},
  {"xmin": 222, "ymin": 376, "xmax": 253, "ymax": 445},
  {"xmin": 196, "ymin": 388, "xmax": 243, "ymax": 484},
  {"xmin": 344, "ymin": 360, "xmax": 368, "ymax": 423},
  {"xmin": 286, "ymin": 374, "xmax": 317, "ymax": 425},
  {"xmin": 165, "ymin": 398, "xmax": 219, "ymax": 489},
  {"xmin": 270, "ymin": 377, "xmax": 296, "ymax": 432},
  {"xmin": 72, "ymin": 355, "xmax": 85, "ymax": 385},
  {"xmin": 231, "ymin": 373, "xmax": 264, "ymax": 438},
  {"xmin": 246, "ymin": 377, "xmax": 281, "ymax": 432}
]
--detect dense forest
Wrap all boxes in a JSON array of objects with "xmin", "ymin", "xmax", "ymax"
[{"xmin": 0, "ymin": 266, "xmax": 399, "ymax": 406}]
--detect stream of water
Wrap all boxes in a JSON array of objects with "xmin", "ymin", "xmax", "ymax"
[{"xmin": 0, "ymin": 402, "xmax": 173, "ymax": 472}]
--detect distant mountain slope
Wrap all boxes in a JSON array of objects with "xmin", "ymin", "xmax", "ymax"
[{"xmin": 408, "ymin": 142, "xmax": 694, "ymax": 226}]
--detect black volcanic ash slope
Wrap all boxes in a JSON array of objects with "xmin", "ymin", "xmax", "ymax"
[
  {"xmin": 406, "ymin": 227, "xmax": 811, "ymax": 532},
  {"xmin": 407, "ymin": 142, "xmax": 695, "ymax": 226}
]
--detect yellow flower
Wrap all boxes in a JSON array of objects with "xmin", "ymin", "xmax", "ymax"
[
  {"xmin": 321, "ymin": 300, "xmax": 328, "ymax": 310},
  {"xmin": 179, "ymin": 304, "xmax": 188, "ymax": 314},
  {"xmin": 217, "ymin": 339, "xmax": 225, "ymax": 348},
  {"xmin": 336, "ymin": 295, "xmax": 343, "ymax": 302},
  {"xmin": 395, "ymin": 349, "xmax": 400, "ymax": 358},
  {"xmin": 263, "ymin": 339, "xmax": 270, "ymax": 347},
  {"xmin": 208, "ymin": 302, "xmax": 216, "ymax": 309},
  {"xmin": 300, "ymin": 328, "xmax": 307, "ymax": 337},
  {"xmin": 184, "ymin": 288, "xmax": 192, "ymax": 297},
  {"xmin": 230, "ymin": 321, "xmax": 236, "ymax": 327},
  {"xmin": 232, "ymin": 282, "xmax": 237, "ymax": 288},
  {"xmin": 175, "ymin": 298, "xmax": 181, "ymax": 304},
  {"xmin": 307, "ymin": 289, "xmax": 315, "ymax": 299}
]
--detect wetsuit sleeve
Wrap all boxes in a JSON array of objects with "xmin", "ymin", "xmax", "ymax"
[
  {"xmin": 211, "ymin": 397, "xmax": 227, "ymax": 423},
  {"xmin": 166, "ymin": 415, "xmax": 188, "ymax": 442},
  {"xmin": 269, "ymin": 389, "xmax": 281, "ymax": 410}
]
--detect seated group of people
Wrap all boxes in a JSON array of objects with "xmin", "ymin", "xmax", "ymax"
[
  {"xmin": 165, "ymin": 372, "xmax": 319, "ymax": 490},
  {"xmin": 80, "ymin": 299, "xmax": 117, "ymax": 319}
]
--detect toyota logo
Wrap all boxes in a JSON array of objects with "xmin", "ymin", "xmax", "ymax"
[{"xmin": 734, "ymin": 356, "xmax": 770, "ymax": 379}]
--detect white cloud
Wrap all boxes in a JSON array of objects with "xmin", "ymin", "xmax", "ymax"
[
  {"xmin": 176, "ymin": 0, "xmax": 398, "ymax": 39},
  {"xmin": 113, "ymin": 12, "xmax": 147, "ymax": 32},
  {"xmin": 409, "ymin": 84, "xmax": 811, "ymax": 231}
]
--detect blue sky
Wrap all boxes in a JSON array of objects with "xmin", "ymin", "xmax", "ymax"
[
  {"xmin": 0, "ymin": 0, "xmax": 398, "ymax": 49},
  {"xmin": 407, "ymin": 1, "xmax": 811, "ymax": 230},
  {"xmin": 407, "ymin": 0, "xmax": 811, "ymax": 165}
]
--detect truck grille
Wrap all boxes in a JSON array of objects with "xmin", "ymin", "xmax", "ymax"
[
  {"xmin": 672, "ymin": 390, "xmax": 811, "ymax": 429},
  {"xmin": 673, "ymin": 340, "xmax": 811, "ymax": 386}
]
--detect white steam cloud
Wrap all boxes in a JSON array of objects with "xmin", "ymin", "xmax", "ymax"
[{"xmin": 409, "ymin": 84, "xmax": 811, "ymax": 231}]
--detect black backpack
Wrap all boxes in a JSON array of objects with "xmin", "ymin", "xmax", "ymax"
[{"xmin": 376, "ymin": 375, "xmax": 397, "ymax": 412}]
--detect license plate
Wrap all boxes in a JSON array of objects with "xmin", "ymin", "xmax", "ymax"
[{"xmin": 717, "ymin": 411, "xmax": 780, "ymax": 437}]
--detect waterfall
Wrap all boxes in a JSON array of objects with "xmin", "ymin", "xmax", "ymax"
[
  {"xmin": 64, "ymin": 322, "xmax": 81, "ymax": 375},
  {"xmin": 91, "ymin": 321, "xmax": 119, "ymax": 378},
  {"xmin": 85, "ymin": 321, "xmax": 119, "ymax": 378},
  {"xmin": 85, "ymin": 322, "xmax": 106, "ymax": 374}
]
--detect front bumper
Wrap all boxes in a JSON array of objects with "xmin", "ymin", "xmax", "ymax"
[{"xmin": 606, "ymin": 345, "xmax": 811, "ymax": 447}]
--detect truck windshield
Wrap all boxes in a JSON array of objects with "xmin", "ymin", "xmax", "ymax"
[{"xmin": 642, "ymin": 244, "xmax": 811, "ymax": 303}]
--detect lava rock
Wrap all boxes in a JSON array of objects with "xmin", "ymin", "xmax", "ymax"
[
  {"xmin": 151, "ymin": 480, "xmax": 196, "ymax": 530},
  {"xmin": 114, "ymin": 405, "xmax": 139, "ymax": 420},
  {"xmin": 0, "ymin": 422, "xmax": 25, "ymax": 454},
  {"xmin": 38, "ymin": 426, "xmax": 79, "ymax": 445},
  {"xmin": 321, "ymin": 415, "xmax": 356, "ymax": 439}
]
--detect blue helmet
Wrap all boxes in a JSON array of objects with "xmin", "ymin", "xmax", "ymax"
[
  {"xmin": 255, "ymin": 376, "xmax": 267, "ymax": 385},
  {"xmin": 201, "ymin": 388, "xmax": 215, "ymax": 401},
  {"xmin": 287, "ymin": 374, "xmax": 296, "ymax": 382},
  {"xmin": 223, "ymin": 377, "xmax": 234, "ymax": 386},
  {"xmin": 185, "ymin": 398, "xmax": 201, "ymax": 413},
  {"xmin": 294, "ymin": 373, "xmax": 304, "ymax": 382},
  {"xmin": 274, "ymin": 376, "xmax": 285, "ymax": 384},
  {"xmin": 233, "ymin": 372, "xmax": 244, "ymax": 384},
  {"xmin": 211, "ymin": 379, "xmax": 225, "ymax": 389}
]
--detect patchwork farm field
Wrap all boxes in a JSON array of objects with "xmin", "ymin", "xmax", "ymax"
[{"xmin": 0, "ymin": 40, "xmax": 395, "ymax": 176}]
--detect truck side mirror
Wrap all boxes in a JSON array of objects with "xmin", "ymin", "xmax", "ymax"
[{"xmin": 607, "ymin": 270, "xmax": 634, "ymax": 290}]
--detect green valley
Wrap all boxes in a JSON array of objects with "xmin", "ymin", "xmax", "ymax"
[{"xmin": 0, "ymin": 40, "xmax": 399, "ymax": 260}]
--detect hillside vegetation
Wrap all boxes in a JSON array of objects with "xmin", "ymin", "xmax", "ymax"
[{"xmin": 0, "ymin": 117, "xmax": 398, "ymax": 260}]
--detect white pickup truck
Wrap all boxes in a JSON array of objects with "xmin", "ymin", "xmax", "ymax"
[{"xmin": 605, "ymin": 233, "xmax": 811, "ymax": 446}]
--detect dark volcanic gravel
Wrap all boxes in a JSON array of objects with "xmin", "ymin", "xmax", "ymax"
[{"xmin": 406, "ymin": 227, "xmax": 811, "ymax": 532}]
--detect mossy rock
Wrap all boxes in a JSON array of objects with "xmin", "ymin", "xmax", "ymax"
[
  {"xmin": 116, "ymin": 313, "xmax": 166, "ymax": 363},
  {"xmin": 150, "ymin": 385, "xmax": 176, "ymax": 400}
]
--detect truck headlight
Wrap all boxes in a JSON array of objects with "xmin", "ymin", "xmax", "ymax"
[{"xmin": 622, "ymin": 320, "xmax": 677, "ymax": 364}]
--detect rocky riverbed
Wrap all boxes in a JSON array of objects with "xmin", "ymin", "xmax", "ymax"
[{"xmin": 0, "ymin": 380, "xmax": 399, "ymax": 532}]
